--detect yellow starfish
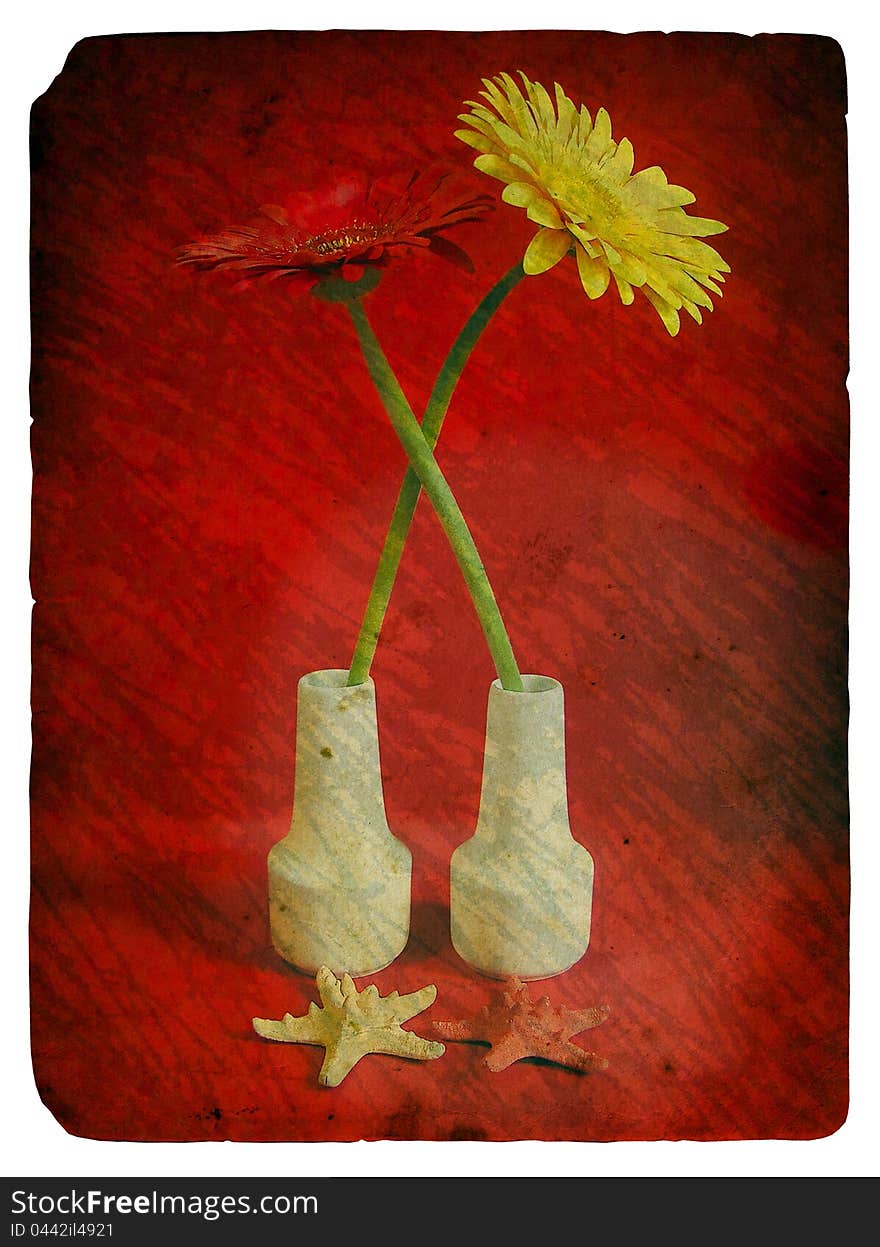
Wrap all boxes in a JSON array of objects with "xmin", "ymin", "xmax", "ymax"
[{"xmin": 253, "ymin": 966, "xmax": 445, "ymax": 1087}]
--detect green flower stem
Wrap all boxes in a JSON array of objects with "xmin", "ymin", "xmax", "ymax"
[
  {"xmin": 346, "ymin": 263, "xmax": 525, "ymax": 687},
  {"xmin": 346, "ymin": 294, "xmax": 524, "ymax": 693}
]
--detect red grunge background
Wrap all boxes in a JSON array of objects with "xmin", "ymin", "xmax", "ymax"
[{"xmin": 29, "ymin": 30, "xmax": 848, "ymax": 1140}]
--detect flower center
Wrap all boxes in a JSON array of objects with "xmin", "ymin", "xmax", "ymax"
[
  {"xmin": 541, "ymin": 156, "xmax": 626, "ymax": 238},
  {"xmin": 302, "ymin": 218, "xmax": 386, "ymax": 256}
]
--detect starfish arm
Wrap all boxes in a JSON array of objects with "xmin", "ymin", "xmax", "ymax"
[
  {"xmin": 340, "ymin": 973, "xmax": 359, "ymax": 1002},
  {"xmin": 430, "ymin": 1019, "xmax": 479, "ymax": 1042},
  {"xmin": 252, "ymin": 1017, "xmax": 294, "ymax": 1043},
  {"xmin": 318, "ymin": 1035, "xmax": 372, "ymax": 1088},
  {"xmin": 370, "ymin": 1030, "xmax": 446, "ymax": 1062},
  {"xmin": 317, "ymin": 1030, "xmax": 444, "ymax": 1087},
  {"xmin": 391, "ymin": 983, "xmax": 438, "ymax": 1023},
  {"xmin": 357, "ymin": 984, "xmax": 400, "ymax": 1026},
  {"xmin": 560, "ymin": 1004, "xmax": 611, "ymax": 1035},
  {"xmin": 316, "ymin": 966, "xmax": 346, "ymax": 1011},
  {"xmin": 253, "ymin": 1007, "xmax": 328, "ymax": 1046},
  {"xmin": 255, "ymin": 997, "xmax": 334, "ymax": 1047},
  {"xmin": 280, "ymin": 1012, "xmax": 331, "ymax": 1045},
  {"xmin": 547, "ymin": 1038, "xmax": 610, "ymax": 1071},
  {"xmin": 483, "ymin": 1035, "xmax": 525, "ymax": 1071},
  {"xmin": 502, "ymin": 979, "xmax": 529, "ymax": 1008}
]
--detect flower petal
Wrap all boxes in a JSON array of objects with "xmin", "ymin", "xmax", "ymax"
[
  {"xmin": 501, "ymin": 181, "xmax": 542, "ymax": 208},
  {"xmin": 554, "ymin": 82, "xmax": 577, "ymax": 143},
  {"xmin": 454, "ymin": 128, "xmax": 498, "ymax": 154},
  {"xmin": 427, "ymin": 234, "xmax": 476, "ymax": 272},
  {"xmin": 478, "ymin": 79, "xmax": 520, "ymax": 129},
  {"xmin": 576, "ymin": 245, "xmax": 611, "ymax": 298},
  {"xmin": 466, "ymin": 101, "xmax": 505, "ymax": 125},
  {"xmin": 601, "ymin": 137, "xmax": 635, "ymax": 183},
  {"xmin": 521, "ymin": 73, "xmax": 558, "ymax": 130},
  {"xmin": 608, "ymin": 247, "xmax": 647, "ymax": 286},
  {"xmin": 642, "ymin": 287, "xmax": 681, "ymax": 336},
  {"xmin": 469, "ymin": 111, "xmax": 530, "ymax": 154},
  {"xmin": 624, "ymin": 169, "xmax": 696, "ymax": 209},
  {"xmin": 613, "ymin": 272, "xmax": 635, "ymax": 305},
  {"xmin": 501, "ymin": 180, "xmax": 564, "ymax": 228},
  {"xmin": 641, "ymin": 233, "xmax": 731, "ymax": 274},
  {"xmin": 459, "ymin": 111, "xmax": 509, "ymax": 142},
  {"xmin": 661, "ymin": 265, "xmax": 714, "ymax": 308},
  {"xmin": 458, "ymin": 118, "xmax": 514, "ymax": 156},
  {"xmin": 508, "ymin": 151, "xmax": 540, "ymax": 177},
  {"xmin": 568, "ymin": 222, "xmax": 599, "ymax": 250},
  {"xmin": 526, "ymin": 197, "xmax": 564, "ymax": 228},
  {"xmin": 496, "ymin": 73, "xmax": 539, "ymax": 136},
  {"xmin": 474, "ymin": 153, "xmax": 526, "ymax": 184},
  {"xmin": 653, "ymin": 208, "xmax": 729, "ymax": 237},
  {"xmin": 630, "ymin": 165, "xmax": 667, "ymax": 187},
  {"xmin": 523, "ymin": 228, "xmax": 571, "ymax": 275},
  {"xmin": 584, "ymin": 107, "xmax": 613, "ymax": 160},
  {"xmin": 641, "ymin": 264, "xmax": 684, "ymax": 308}
]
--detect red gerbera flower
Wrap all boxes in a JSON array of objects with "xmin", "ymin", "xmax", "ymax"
[{"xmin": 176, "ymin": 173, "xmax": 492, "ymax": 286}]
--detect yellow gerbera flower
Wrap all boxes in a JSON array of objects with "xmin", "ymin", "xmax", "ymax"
[{"xmin": 456, "ymin": 72, "xmax": 730, "ymax": 335}]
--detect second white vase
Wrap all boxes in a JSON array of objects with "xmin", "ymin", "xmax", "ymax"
[{"xmin": 450, "ymin": 674, "xmax": 594, "ymax": 980}]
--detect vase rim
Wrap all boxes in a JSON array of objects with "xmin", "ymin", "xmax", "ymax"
[
  {"xmin": 490, "ymin": 674, "xmax": 561, "ymax": 696},
  {"xmin": 299, "ymin": 668, "xmax": 374, "ymax": 691}
]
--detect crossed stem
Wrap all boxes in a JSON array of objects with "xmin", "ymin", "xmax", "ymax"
[
  {"xmin": 345, "ymin": 292, "xmax": 524, "ymax": 692},
  {"xmin": 342, "ymin": 263, "xmax": 526, "ymax": 690}
]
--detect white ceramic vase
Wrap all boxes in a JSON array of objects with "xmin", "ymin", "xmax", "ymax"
[
  {"xmin": 268, "ymin": 669, "xmax": 411, "ymax": 977},
  {"xmin": 450, "ymin": 674, "xmax": 594, "ymax": 980}
]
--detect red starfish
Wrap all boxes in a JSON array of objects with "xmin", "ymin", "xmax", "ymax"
[{"xmin": 431, "ymin": 978, "xmax": 610, "ymax": 1073}]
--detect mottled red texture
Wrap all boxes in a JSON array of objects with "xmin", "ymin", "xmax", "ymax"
[{"xmin": 30, "ymin": 30, "xmax": 848, "ymax": 1141}]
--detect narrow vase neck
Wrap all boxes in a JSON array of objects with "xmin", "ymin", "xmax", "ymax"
[
  {"xmin": 476, "ymin": 675, "xmax": 572, "ymax": 846},
  {"xmin": 291, "ymin": 669, "xmax": 392, "ymax": 853}
]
